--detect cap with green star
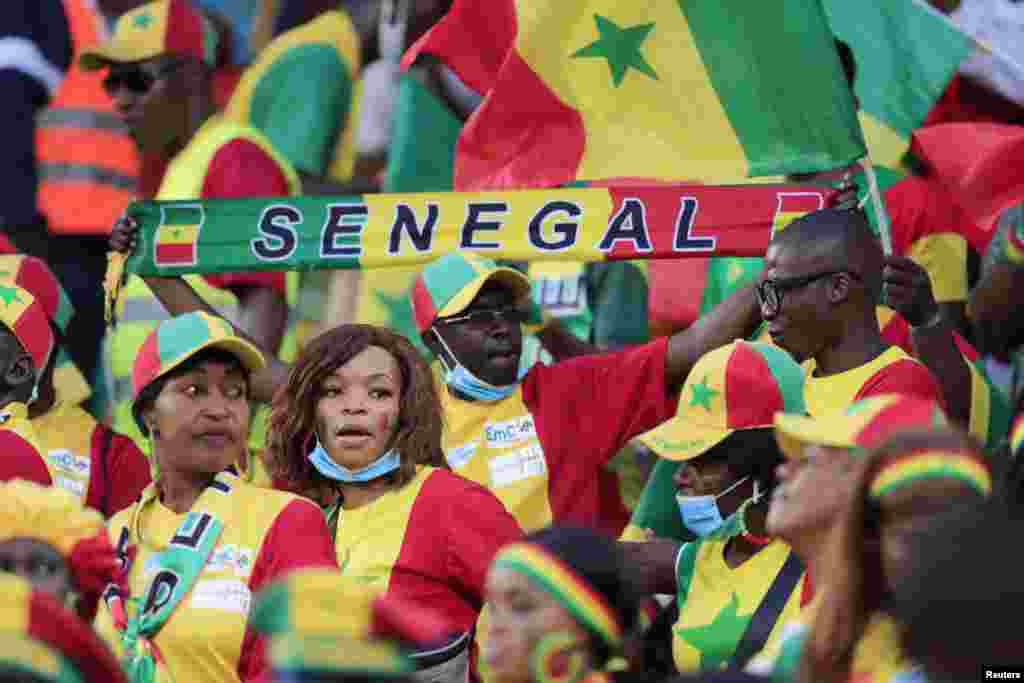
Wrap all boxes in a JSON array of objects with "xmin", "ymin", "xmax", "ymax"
[{"xmin": 638, "ymin": 340, "xmax": 806, "ymax": 462}]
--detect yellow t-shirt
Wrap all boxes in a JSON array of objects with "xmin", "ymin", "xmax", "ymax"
[
  {"xmin": 95, "ymin": 476, "xmax": 335, "ymax": 683},
  {"xmin": 803, "ymin": 346, "xmax": 940, "ymax": 416},
  {"xmin": 673, "ymin": 538, "xmax": 807, "ymax": 672}
]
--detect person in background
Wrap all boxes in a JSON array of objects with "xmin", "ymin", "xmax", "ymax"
[
  {"xmin": 83, "ymin": 0, "xmax": 300, "ymax": 455},
  {"xmin": 743, "ymin": 394, "xmax": 953, "ymax": 679},
  {"xmin": 34, "ymin": 0, "xmax": 141, "ymax": 398},
  {"xmin": 624, "ymin": 341, "xmax": 809, "ymax": 673},
  {"xmin": 484, "ymin": 526, "xmax": 641, "ymax": 683},
  {"xmin": 795, "ymin": 429, "xmax": 992, "ymax": 683},
  {"xmin": 0, "ymin": 255, "xmax": 150, "ymax": 516},
  {"xmin": 0, "ymin": 1, "xmax": 71, "ymax": 260},
  {"xmin": 94, "ymin": 312, "xmax": 337, "ymax": 683},
  {"xmin": 250, "ymin": 569, "xmax": 458, "ymax": 683},
  {"xmin": 0, "ymin": 283, "xmax": 57, "ymax": 485},
  {"xmin": 970, "ymin": 201, "xmax": 1024, "ymax": 411},
  {"xmin": 0, "ymin": 480, "xmax": 121, "ymax": 622},
  {"xmin": 411, "ymin": 252, "xmax": 761, "ymax": 537},
  {"xmin": 267, "ymin": 324, "xmax": 523, "ymax": 682},
  {"xmin": 0, "ymin": 574, "xmax": 127, "ymax": 683}
]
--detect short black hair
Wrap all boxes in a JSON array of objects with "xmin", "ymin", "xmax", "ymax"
[
  {"xmin": 700, "ymin": 428, "xmax": 784, "ymax": 494},
  {"xmin": 132, "ymin": 347, "xmax": 248, "ymax": 435}
]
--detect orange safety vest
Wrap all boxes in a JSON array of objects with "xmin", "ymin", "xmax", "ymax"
[{"xmin": 35, "ymin": 0, "xmax": 139, "ymax": 235}]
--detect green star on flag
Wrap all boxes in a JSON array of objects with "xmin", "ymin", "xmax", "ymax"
[
  {"xmin": 0, "ymin": 286, "xmax": 23, "ymax": 306},
  {"xmin": 689, "ymin": 375, "xmax": 719, "ymax": 411},
  {"xmin": 675, "ymin": 593, "xmax": 750, "ymax": 670},
  {"xmin": 571, "ymin": 14, "xmax": 658, "ymax": 87}
]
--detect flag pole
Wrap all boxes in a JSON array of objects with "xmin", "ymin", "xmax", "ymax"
[{"xmin": 859, "ymin": 157, "xmax": 893, "ymax": 256}]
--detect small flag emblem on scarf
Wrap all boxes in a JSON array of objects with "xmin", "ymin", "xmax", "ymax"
[
  {"xmin": 154, "ymin": 204, "xmax": 204, "ymax": 267},
  {"xmin": 771, "ymin": 193, "xmax": 826, "ymax": 238}
]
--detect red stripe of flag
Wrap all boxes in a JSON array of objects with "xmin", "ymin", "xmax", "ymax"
[
  {"xmin": 155, "ymin": 243, "xmax": 196, "ymax": 266},
  {"xmin": 454, "ymin": 50, "xmax": 584, "ymax": 192},
  {"xmin": 402, "ymin": 0, "xmax": 517, "ymax": 97}
]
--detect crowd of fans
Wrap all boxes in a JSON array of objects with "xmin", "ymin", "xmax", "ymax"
[{"xmin": 2, "ymin": 0, "xmax": 1024, "ymax": 682}]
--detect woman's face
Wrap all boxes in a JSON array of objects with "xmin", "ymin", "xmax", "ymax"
[
  {"xmin": 0, "ymin": 538, "xmax": 72, "ymax": 602},
  {"xmin": 673, "ymin": 453, "xmax": 749, "ymax": 518},
  {"xmin": 878, "ymin": 478, "xmax": 977, "ymax": 589},
  {"xmin": 144, "ymin": 359, "xmax": 250, "ymax": 477},
  {"xmin": 767, "ymin": 445, "xmax": 855, "ymax": 540},
  {"xmin": 484, "ymin": 566, "xmax": 590, "ymax": 683},
  {"xmin": 315, "ymin": 346, "xmax": 402, "ymax": 471}
]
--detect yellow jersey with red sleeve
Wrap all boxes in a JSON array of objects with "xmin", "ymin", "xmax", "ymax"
[
  {"xmin": 32, "ymin": 401, "xmax": 150, "ymax": 516},
  {"xmin": 94, "ymin": 474, "xmax": 337, "ymax": 683},
  {"xmin": 333, "ymin": 466, "xmax": 522, "ymax": 645},
  {"xmin": 803, "ymin": 346, "xmax": 942, "ymax": 417},
  {"xmin": 672, "ymin": 538, "xmax": 808, "ymax": 672},
  {"xmin": 0, "ymin": 401, "xmax": 50, "ymax": 486},
  {"xmin": 225, "ymin": 9, "xmax": 361, "ymax": 181}
]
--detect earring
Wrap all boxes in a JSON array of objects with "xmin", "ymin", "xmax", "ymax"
[{"xmin": 530, "ymin": 632, "xmax": 587, "ymax": 683}]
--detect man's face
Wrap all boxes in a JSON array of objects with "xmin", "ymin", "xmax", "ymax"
[
  {"xmin": 103, "ymin": 55, "xmax": 189, "ymax": 152},
  {"xmin": 767, "ymin": 444, "xmax": 855, "ymax": 541},
  {"xmin": 433, "ymin": 281, "xmax": 524, "ymax": 387},
  {"xmin": 760, "ymin": 242, "xmax": 836, "ymax": 363}
]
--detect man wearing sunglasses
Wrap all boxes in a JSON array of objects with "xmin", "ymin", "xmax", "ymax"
[
  {"xmin": 409, "ymin": 251, "xmax": 760, "ymax": 536},
  {"xmin": 81, "ymin": 0, "xmax": 300, "ymax": 454},
  {"xmin": 759, "ymin": 208, "xmax": 942, "ymax": 416}
]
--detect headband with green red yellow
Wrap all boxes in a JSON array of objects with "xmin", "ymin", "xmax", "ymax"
[
  {"xmin": 869, "ymin": 449, "xmax": 992, "ymax": 500},
  {"xmin": 493, "ymin": 543, "xmax": 622, "ymax": 650}
]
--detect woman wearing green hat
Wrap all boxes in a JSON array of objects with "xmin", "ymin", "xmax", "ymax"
[
  {"xmin": 624, "ymin": 340, "xmax": 810, "ymax": 674},
  {"xmin": 93, "ymin": 311, "xmax": 337, "ymax": 683}
]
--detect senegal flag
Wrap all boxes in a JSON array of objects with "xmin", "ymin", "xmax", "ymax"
[
  {"xmin": 406, "ymin": 0, "xmax": 866, "ymax": 190},
  {"xmin": 154, "ymin": 204, "xmax": 203, "ymax": 267},
  {"xmin": 824, "ymin": 0, "xmax": 975, "ymax": 170}
]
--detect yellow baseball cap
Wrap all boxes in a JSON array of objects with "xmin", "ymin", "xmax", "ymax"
[
  {"xmin": 80, "ymin": 0, "xmax": 219, "ymax": 71},
  {"xmin": 638, "ymin": 340, "xmax": 806, "ymax": 461},
  {"xmin": 773, "ymin": 394, "xmax": 948, "ymax": 460}
]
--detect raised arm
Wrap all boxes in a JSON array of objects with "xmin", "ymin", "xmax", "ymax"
[
  {"xmin": 109, "ymin": 217, "xmax": 291, "ymax": 404},
  {"xmin": 664, "ymin": 281, "xmax": 762, "ymax": 389}
]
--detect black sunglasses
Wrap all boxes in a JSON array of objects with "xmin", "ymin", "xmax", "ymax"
[
  {"xmin": 436, "ymin": 306, "xmax": 529, "ymax": 327},
  {"xmin": 102, "ymin": 58, "xmax": 186, "ymax": 97},
  {"xmin": 756, "ymin": 269, "xmax": 862, "ymax": 316}
]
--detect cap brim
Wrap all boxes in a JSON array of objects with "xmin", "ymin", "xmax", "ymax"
[
  {"xmin": 80, "ymin": 42, "xmax": 163, "ymax": 71},
  {"xmin": 637, "ymin": 418, "xmax": 734, "ymax": 462},
  {"xmin": 436, "ymin": 267, "xmax": 532, "ymax": 320},
  {"xmin": 153, "ymin": 335, "xmax": 267, "ymax": 391},
  {"xmin": 773, "ymin": 413, "xmax": 859, "ymax": 460}
]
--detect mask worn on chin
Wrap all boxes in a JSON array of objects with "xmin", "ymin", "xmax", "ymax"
[
  {"xmin": 433, "ymin": 329, "xmax": 525, "ymax": 402},
  {"xmin": 308, "ymin": 435, "xmax": 402, "ymax": 482},
  {"xmin": 677, "ymin": 475, "xmax": 750, "ymax": 538}
]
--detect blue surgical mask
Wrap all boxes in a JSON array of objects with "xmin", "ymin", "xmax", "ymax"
[
  {"xmin": 433, "ymin": 329, "xmax": 525, "ymax": 403},
  {"xmin": 677, "ymin": 476, "xmax": 750, "ymax": 538},
  {"xmin": 308, "ymin": 436, "xmax": 402, "ymax": 482}
]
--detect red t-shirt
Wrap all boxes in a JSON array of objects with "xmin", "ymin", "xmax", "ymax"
[
  {"xmin": 86, "ymin": 424, "xmax": 151, "ymax": 516},
  {"xmin": 0, "ymin": 430, "xmax": 51, "ymax": 485},
  {"xmin": 521, "ymin": 337, "xmax": 676, "ymax": 534},
  {"xmin": 199, "ymin": 139, "xmax": 290, "ymax": 296},
  {"xmin": 237, "ymin": 497, "xmax": 338, "ymax": 681}
]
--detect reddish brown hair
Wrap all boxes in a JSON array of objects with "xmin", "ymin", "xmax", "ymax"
[
  {"xmin": 799, "ymin": 428, "xmax": 985, "ymax": 683},
  {"xmin": 266, "ymin": 324, "xmax": 446, "ymax": 505}
]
